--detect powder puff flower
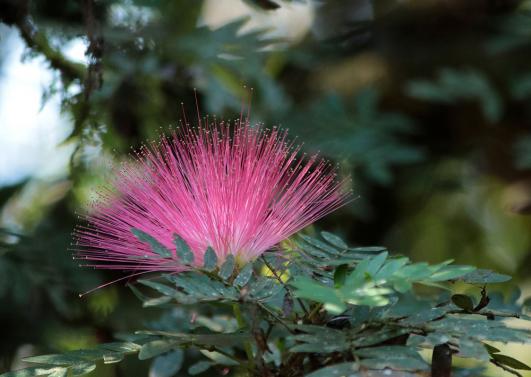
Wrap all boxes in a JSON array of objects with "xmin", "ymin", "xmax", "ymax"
[{"xmin": 74, "ymin": 119, "xmax": 350, "ymax": 272}]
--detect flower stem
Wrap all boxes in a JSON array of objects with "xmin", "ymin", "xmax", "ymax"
[{"xmin": 232, "ymin": 303, "xmax": 255, "ymax": 371}]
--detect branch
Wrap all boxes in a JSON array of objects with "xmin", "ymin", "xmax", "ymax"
[{"xmin": 13, "ymin": 17, "xmax": 85, "ymax": 83}]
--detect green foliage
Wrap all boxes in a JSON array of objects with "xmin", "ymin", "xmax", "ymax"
[
  {"xmin": 287, "ymin": 90, "xmax": 424, "ymax": 185},
  {"xmin": 406, "ymin": 68, "xmax": 503, "ymax": 123},
  {"xmin": 4, "ymin": 230, "xmax": 529, "ymax": 377}
]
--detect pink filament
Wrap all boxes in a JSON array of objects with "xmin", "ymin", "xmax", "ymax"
[{"xmin": 73, "ymin": 120, "xmax": 351, "ymax": 272}]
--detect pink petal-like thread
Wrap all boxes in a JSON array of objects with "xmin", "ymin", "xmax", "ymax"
[{"xmin": 73, "ymin": 117, "xmax": 351, "ymax": 276}]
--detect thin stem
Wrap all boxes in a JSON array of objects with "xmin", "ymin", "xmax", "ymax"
[
  {"xmin": 257, "ymin": 302, "xmax": 294, "ymax": 333},
  {"xmin": 261, "ymin": 256, "xmax": 309, "ymax": 315},
  {"xmin": 306, "ymin": 303, "xmax": 323, "ymax": 323},
  {"xmin": 232, "ymin": 303, "xmax": 255, "ymax": 372}
]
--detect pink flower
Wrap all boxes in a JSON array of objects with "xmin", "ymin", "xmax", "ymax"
[{"xmin": 74, "ymin": 120, "xmax": 350, "ymax": 272}]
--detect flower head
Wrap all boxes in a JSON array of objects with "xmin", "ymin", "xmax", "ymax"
[{"xmin": 74, "ymin": 120, "xmax": 350, "ymax": 272}]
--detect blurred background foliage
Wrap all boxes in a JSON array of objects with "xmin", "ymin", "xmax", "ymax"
[{"xmin": 1, "ymin": 0, "xmax": 531, "ymax": 375}]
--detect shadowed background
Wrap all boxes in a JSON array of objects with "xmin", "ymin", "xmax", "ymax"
[{"xmin": 0, "ymin": 0, "xmax": 530, "ymax": 375}]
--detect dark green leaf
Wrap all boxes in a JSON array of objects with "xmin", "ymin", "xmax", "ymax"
[
  {"xmin": 70, "ymin": 361, "xmax": 96, "ymax": 376},
  {"xmin": 143, "ymin": 295, "xmax": 173, "ymax": 307},
  {"xmin": 356, "ymin": 346, "xmax": 429, "ymax": 371},
  {"xmin": 47, "ymin": 369, "xmax": 68, "ymax": 377},
  {"xmin": 321, "ymin": 231, "xmax": 348, "ymax": 249},
  {"xmin": 173, "ymin": 234, "xmax": 194, "ymax": 264},
  {"xmin": 459, "ymin": 269, "xmax": 511, "ymax": 284},
  {"xmin": 102, "ymin": 352, "xmax": 124, "ymax": 364},
  {"xmin": 100, "ymin": 342, "xmax": 141, "ymax": 353},
  {"xmin": 203, "ymin": 247, "xmax": 217, "ymax": 271},
  {"xmin": 484, "ymin": 344, "xmax": 500, "ymax": 354},
  {"xmin": 188, "ymin": 361, "xmax": 213, "ymax": 375},
  {"xmin": 427, "ymin": 265, "xmax": 475, "ymax": 282},
  {"xmin": 289, "ymin": 325, "xmax": 348, "ymax": 353},
  {"xmin": 458, "ymin": 338, "xmax": 490, "ymax": 360},
  {"xmin": 400, "ymin": 308, "xmax": 446, "ymax": 326},
  {"xmin": 138, "ymin": 280, "xmax": 179, "ymax": 297},
  {"xmin": 149, "ymin": 350, "xmax": 184, "ymax": 377},
  {"xmin": 492, "ymin": 354, "xmax": 531, "ymax": 370},
  {"xmin": 136, "ymin": 331, "xmax": 251, "ymax": 348},
  {"xmin": 131, "ymin": 228, "xmax": 172, "ymax": 258},
  {"xmin": 0, "ymin": 366, "xmax": 61, "ymax": 377},
  {"xmin": 333, "ymin": 264, "xmax": 348, "ymax": 288},
  {"xmin": 219, "ymin": 255, "xmax": 235, "ymax": 280},
  {"xmin": 305, "ymin": 362, "xmax": 359, "ymax": 377},
  {"xmin": 234, "ymin": 263, "xmax": 253, "ymax": 287},
  {"xmin": 139, "ymin": 340, "xmax": 179, "ymax": 360},
  {"xmin": 452, "ymin": 294, "xmax": 475, "ymax": 312},
  {"xmin": 365, "ymin": 251, "xmax": 388, "ymax": 276},
  {"xmin": 22, "ymin": 354, "xmax": 85, "ymax": 366},
  {"xmin": 299, "ymin": 234, "xmax": 340, "ymax": 254},
  {"xmin": 247, "ymin": 276, "xmax": 282, "ymax": 301}
]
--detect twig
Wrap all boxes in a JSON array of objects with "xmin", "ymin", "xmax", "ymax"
[
  {"xmin": 256, "ymin": 302, "xmax": 294, "ymax": 333},
  {"xmin": 232, "ymin": 303, "xmax": 256, "ymax": 371},
  {"xmin": 261, "ymin": 256, "xmax": 309, "ymax": 315},
  {"xmin": 447, "ymin": 310, "xmax": 520, "ymax": 319}
]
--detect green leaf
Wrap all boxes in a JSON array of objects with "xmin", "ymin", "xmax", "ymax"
[
  {"xmin": 289, "ymin": 325, "xmax": 348, "ymax": 353},
  {"xmin": 200, "ymin": 350, "xmax": 239, "ymax": 366},
  {"xmin": 291, "ymin": 277, "xmax": 346, "ymax": 314},
  {"xmin": 452, "ymin": 294, "xmax": 475, "ymax": 312},
  {"xmin": 459, "ymin": 269, "xmax": 511, "ymax": 284},
  {"xmin": 143, "ymin": 296, "xmax": 173, "ymax": 307},
  {"xmin": 166, "ymin": 273, "xmax": 239, "ymax": 303},
  {"xmin": 149, "ymin": 350, "xmax": 184, "ymax": 377},
  {"xmin": 427, "ymin": 317, "xmax": 531, "ymax": 343},
  {"xmin": 356, "ymin": 346, "xmax": 429, "ymax": 371},
  {"xmin": 137, "ymin": 331, "xmax": 251, "ymax": 348},
  {"xmin": 219, "ymin": 255, "xmax": 235, "ymax": 280},
  {"xmin": 188, "ymin": 361, "xmax": 213, "ymax": 375},
  {"xmin": 102, "ymin": 352, "xmax": 124, "ymax": 364},
  {"xmin": 131, "ymin": 228, "xmax": 172, "ymax": 258},
  {"xmin": 299, "ymin": 234, "xmax": 340, "ymax": 254},
  {"xmin": 350, "ymin": 246, "xmax": 387, "ymax": 254},
  {"xmin": 47, "ymin": 369, "xmax": 68, "ymax": 377},
  {"xmin": 492, "ymin": 354, "xmax": 531, "ymax": 370},
  {"xmin": 400, "ymin": 308, "xmax": 446, "ymax": 326},
  {"xmin": 138, "ymin": 280, "xmax": 179, "ymax": 297},
  {"xmin": 305, "ymin": 362, "xmax": 359, "ymax": 377},
  {"xmin": 0, "ymin": 366, "xmax": 63, "ymax": 377},
  {"xmin": 484, "ymin": 344, "xmax": 501, "ymax": 354},
  {"xmin": 320, "ymin": 231, "xmax": 348, "ymax": 249},
  {"xmin": 234, "ymin": 263, "xmax": 253, "ymax": 287},
  {"xmin": 139, "ymin": 340, "xmax": 179, "ymax": 360},
  {"xmin": 247, "ymin": 276, "xmax": 282, "ymax": 301},
  {"xmin": 458, "ymin": 338, "xmax": 490, "ymax": 361},
  {"xmin": 100, "ymin": 342, "xmax": 141, "ymax": 353},
  {"xmin": 22, "ymin": 355, "xmax": 85, "ymax": 366},
  {"xmin": 426, "ymin": 265, "xmax": 475, "ymax": 282},
  {"xmin": 203, "ymin": 247, "xmax": 217, "ymax": 271},
  {"xmin": 333, "ymin": 264, "xmax": 348, "ymax": 288},
  {"xmin": 173, "ymin": 234, "xmax": 194, "ymax": 264},
  {"xmin": 365, "ymin": 251, "xmax": 388, "ymax": 276},
  {"xmin": 70, "ymin": 361, "xmax": 96, "ymax": 376},
  {"xmin": 374, "ymin": 257, "xmax": 409, "ymax": 281}
]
